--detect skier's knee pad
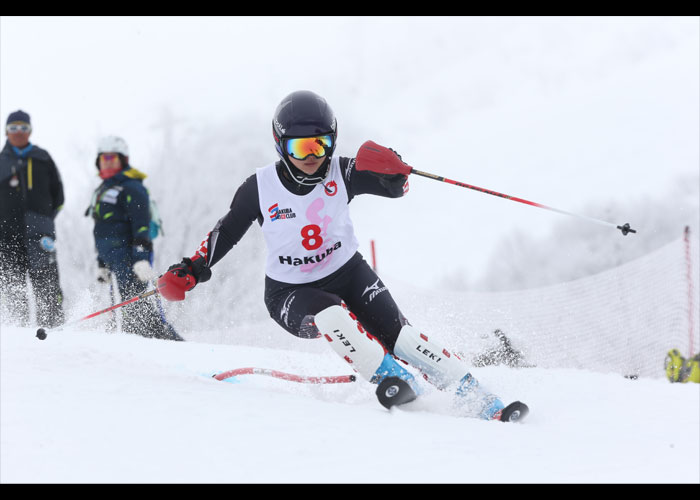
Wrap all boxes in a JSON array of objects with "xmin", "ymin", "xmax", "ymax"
[
  {"xmin": 314, "ymin": 304, "xmax": 387, "ymax": 382},
  {"xmin": 393, "ymin": 325, "xmax": 468, "ymax": 389}
]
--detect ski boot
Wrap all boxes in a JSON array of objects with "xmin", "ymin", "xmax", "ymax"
[
  {"xmin": 453, "ymin": 373, "xmax": 504, "ymax": 420},
  {"xmin": 453, "ymin": 373, "xmax": 530, "ymax": 422},
  {"xmin": 372, "ymin": 353, "xmax": 421, "ymax": 409}
]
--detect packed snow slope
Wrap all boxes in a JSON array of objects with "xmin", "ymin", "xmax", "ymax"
[{"xmin": 1, "ymin": 322, "xmax": 698, "ymax": 484}]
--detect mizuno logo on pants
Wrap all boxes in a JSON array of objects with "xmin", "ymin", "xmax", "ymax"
[{"xmin": 362, "ymin": 279, "xmax": 387, "ymax": 303}]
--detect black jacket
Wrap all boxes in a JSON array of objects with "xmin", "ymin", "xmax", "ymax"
[{"xmin": 0, "ymin": 141, "xmax": 64, "ymax": 248}]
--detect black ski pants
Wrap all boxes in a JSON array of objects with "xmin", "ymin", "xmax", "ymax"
[
  {"xmin": 264, "ymin": 252, "xmax": 408, "ymax": 351},
  {"xmin": 0, "ymin": 239, "xmax": 64, "ymax": 328},
  {"xmin": 108, "ymin": 264, "xmax": 181, "ymax": 341}
]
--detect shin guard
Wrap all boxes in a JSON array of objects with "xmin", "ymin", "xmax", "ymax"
[
  {"xmin": 314, "ymin": 305, "xmax": 387, "ymax": 382},
  {"xmin": 392, "ymin": 325, "xmax": 468, "ymax": 389},
  {"xmin": 394, "ymin": 325, "xmax": 505, "ymax": 418}
]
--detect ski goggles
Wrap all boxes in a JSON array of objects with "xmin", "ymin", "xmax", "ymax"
[
  {"xmin": 285, "ymin": 135, "xmax": 333, "ymax": 160},
  {"xmin": 6, "ymin": 123, "xmax": 32, "ymax": 134}
]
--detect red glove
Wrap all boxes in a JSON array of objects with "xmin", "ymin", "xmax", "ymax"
[
  {"xmin": 157, "ymin": 256, "xmax": 211, "ymax": 301},
  {"xmin": 355, "ymin": 140, "xmax": 412, "ymax": 176}
]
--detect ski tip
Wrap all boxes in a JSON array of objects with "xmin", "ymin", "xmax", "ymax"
[
  {"xmin": 498, "ymin": 401, "xmax": 529, "ymax": 423},
  {"xmin": 376, "ymin": 376, "xmax": 418, "ymax": 410}
]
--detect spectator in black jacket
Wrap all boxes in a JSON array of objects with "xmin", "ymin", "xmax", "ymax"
[{"xmin": 0, "ymin": 110, "xmax": 65, "ymax": 328}]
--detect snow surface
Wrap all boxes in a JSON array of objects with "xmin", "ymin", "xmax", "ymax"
[{"xmin": 2, "ymin": 323, "xmax": 698, "ymax": 484}]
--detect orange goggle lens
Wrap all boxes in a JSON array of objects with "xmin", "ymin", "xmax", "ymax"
[{"xmin": 285, "ymin": 135, "xmax": 332, "ymax": 160}]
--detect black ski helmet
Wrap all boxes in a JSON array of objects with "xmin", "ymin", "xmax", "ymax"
[{"xmin": 272, "ymin": 90, "xmax": 337, "ymax": 186}]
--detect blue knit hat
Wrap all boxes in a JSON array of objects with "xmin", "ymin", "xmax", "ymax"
[{"xmin": 6, "ymin": 110, "xmax": 31, "ymax": 125}]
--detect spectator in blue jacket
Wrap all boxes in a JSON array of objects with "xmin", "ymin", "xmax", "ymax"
[
  {"xmin": 88, "ymin": 135, "xmax": 181, "ymax": 341},
  {"xmin": 0, "ymin": 110, "xmax": 65, "ymax": 328}
]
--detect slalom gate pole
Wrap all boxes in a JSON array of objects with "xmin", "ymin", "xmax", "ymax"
[
  {"xmin": 36, "ymin": 285, "xmax": 163, "ymax": 340},
  {"xmin": 356, "ymin": 140, "xmax": 637, "ymax": 236},
  {"xmin": 370, "ymin": 239, "xmax": 378, "ymax": 271},
  {"xmin": 213, "ymin": 367, "xmax": 356, "ymax": 384}
]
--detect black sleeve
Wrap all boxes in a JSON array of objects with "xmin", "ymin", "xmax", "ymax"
[
  {"xmin": 47, "ymin": 154, "xmax": 64, "ymax": 217},
  {"xmin": 204, "ymin": 174, "xmax": 262, "ymax": 268},
  {"xmin": 339, "ymin": 157, "xmax": 408, "ymax": 202}
]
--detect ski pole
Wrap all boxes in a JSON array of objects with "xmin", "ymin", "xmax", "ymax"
[
  {"xmin": 356, "ymin": 140, "xmax": 637, "ymax": 236},
  {"xmin": 108, "ymin": 274, "xmax": 117, "ymax": 332},
  {"xmin": 35, "ymin": 285, "xmax": 164, "ymax": 340}
]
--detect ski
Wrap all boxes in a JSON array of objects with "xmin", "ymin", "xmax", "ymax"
[
  {"xmin": 376, "ymin": 376, "xmax": 418, "ymax": 409},
  {"xmin": 496, "ymin": 401, "xmax": 530, "ymax": 423}
]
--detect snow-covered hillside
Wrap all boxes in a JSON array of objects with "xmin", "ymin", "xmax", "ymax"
[{"xmin": 2, "ymin": 323, "xmax": 698, "ymax": 484}]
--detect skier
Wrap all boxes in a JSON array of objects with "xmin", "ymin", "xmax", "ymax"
[
  {"xmin": 157, "ymin": 90, "xmax": 526, "ymax": 420},
  {"xmin": 88, "ymin": 135, "xmax": 182, "ymax": 341},
  {"xmin": 0, "ymin": 110, "xmax": 66, "ymax": 328}
]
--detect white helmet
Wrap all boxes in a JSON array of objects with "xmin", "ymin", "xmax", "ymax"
[{"xmin": 97, "ymin": 135, "xmax": 129, "ymax": 156}]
